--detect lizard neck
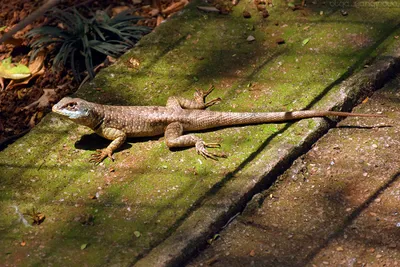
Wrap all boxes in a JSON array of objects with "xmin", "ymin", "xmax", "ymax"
[{"xmin": 76, "ymin": 103, "xmax": 105, "ymax": 130}]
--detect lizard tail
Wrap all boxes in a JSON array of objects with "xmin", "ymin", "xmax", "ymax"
[{"xmin": 196, "ymin": 110, "xmax": 385, "ymax": 129}]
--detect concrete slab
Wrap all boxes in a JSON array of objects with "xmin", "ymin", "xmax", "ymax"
[
  {"xmin": 1, "ymin": 0, "xmax": 400, "ymax": 266},
  {"xmin": 189, "ymin": 74, "xmax": 400, "ymax": 267}
]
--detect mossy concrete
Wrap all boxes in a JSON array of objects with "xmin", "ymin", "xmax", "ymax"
[
  {"xmin": 189, "ymin": 69, "xmax": 400, "ymax": 267},
  {"xmin": 1, "ymin": 0, "xmax": 400, "ymax": 266}
]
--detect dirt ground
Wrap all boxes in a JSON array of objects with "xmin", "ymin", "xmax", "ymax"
[{"xmin": 189, "ymin": 74, "xmax": 400, "ymax": 266}]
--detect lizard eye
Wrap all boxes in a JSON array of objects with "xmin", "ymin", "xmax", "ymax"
[{"xmin": 64, "ymin": 102, "xmax": 78, "ymax": 110}]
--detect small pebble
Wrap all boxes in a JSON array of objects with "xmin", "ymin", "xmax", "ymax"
[
  {"xmin": 243, "ymin": 10, "xmax": 251, "ymax": 18},
  {"xmin": 247, "ymin": 35, "xmax": 256, "ymax": 42}
]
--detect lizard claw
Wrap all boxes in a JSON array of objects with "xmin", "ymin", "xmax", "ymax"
[
  {"xmin": 195, "ymin": 85, "xmax": 215, "ymax": 98},
  {"xmin": 205, "ymin": 97, "xmax": 222, "ymax": 108},
  {"xmin": 89, "ymin": 148, "xmax": 114, "ymax": 163},
  {"xmin": 195, "ymin": 141, "xmax": 227, "ymax": 160}
]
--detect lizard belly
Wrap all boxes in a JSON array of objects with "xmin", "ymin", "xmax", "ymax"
[{"xmin": 126, "ymin": 125, "xmax": 166, "ymax": 137}]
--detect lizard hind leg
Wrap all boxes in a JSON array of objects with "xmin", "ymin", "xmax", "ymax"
[
  {"xmin": 166, "ymin": 85, "xmax": 221, "ymax": 110},
  {"xmin": 164, "ymin": 122, "xmax": 227, "ymax": 160}
]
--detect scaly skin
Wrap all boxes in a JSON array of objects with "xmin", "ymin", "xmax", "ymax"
[{"xmin": 52, "ymin": 86, "xmax": 384, "ymax": 162}]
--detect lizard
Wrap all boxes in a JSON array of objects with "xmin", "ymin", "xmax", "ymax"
[{"xmin": 52, "ymin": 86, "xmax": 384, "ymax": 163}]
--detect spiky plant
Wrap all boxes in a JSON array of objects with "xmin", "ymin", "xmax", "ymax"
[{"xmin": 26, "ymin": 8, "xmax": 150, "ymax": 80}]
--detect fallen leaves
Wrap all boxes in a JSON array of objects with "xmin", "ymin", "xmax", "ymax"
[
  {"xmin": 7, "ymin": 51, "xmax": 46, "ymax": 89},
  {"xmin": 23, "ymin": 89, "xmax": 57, "ymax": 110}
]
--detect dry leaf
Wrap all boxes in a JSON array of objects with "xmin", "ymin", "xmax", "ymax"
[
  {"xmin": 20, "ymin": 241, "xmax": 26, "ymax": 247},
  {"xmin": 163, "ymin": 0, "xmax": 188, "ymax": 16},
  {"xmin": 129, "ymin": 58, "xmax": 140, "ymax": 69},
  {"xmin": 4, "ymin": 37, "xmax": 23, "ymax": 46},
  {"xmin": 249, "ymin": 250, "xmax": 255, "ymax": 256},
  {"xmin": 149, "ymin": 8, "xmax": 160, "ymax": 17},
  {"xmin": 362, "ymin": 97, "xmax": 369, "ymax": 104},
  {"xmin": 156, "ymin": 15, "xmax": 164, "ymax": 26},
  {"xmin": 111, "ymin": 6, "xmax": 130, "ymax": 17},
  {"xmin": 7, "ymin": 51, "xmax": 45, "ymax": 89},
  {"xmin": 23, "ymin": 88, "xmax": 57, "ymax": 110},
  {"xmin": 29, "ymin": 50, "xmax": 45, "ymax": 74}
]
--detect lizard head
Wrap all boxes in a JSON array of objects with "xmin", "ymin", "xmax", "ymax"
[{"xmin": 52, "ymin": 97, "xmax": 92, "ymax": 121}]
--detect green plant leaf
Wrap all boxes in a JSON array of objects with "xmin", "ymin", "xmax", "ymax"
[
  {"xmin": 302, "ymin": 38, "xmax": 310, "ymax": 46},
  {"xmin": 26, "ymin": 7, "xmax": 149, "ymax": 81},
  {"xmin": 134, "ymin": 231, "xmax": 141, "ymax": 237}
]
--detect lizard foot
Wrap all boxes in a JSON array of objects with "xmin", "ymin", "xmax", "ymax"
[
  {"xmin": 195, "ymin": 85, "xmax": 221, "ymax": 108},
  {"xmin": 89, "ymin": 148, "xmax": 114, "ymax": 163},
  {"xmin": 195, "ymin": 141, "xmax": 227, "ymax": 160}
]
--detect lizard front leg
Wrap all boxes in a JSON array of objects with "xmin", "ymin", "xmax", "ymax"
[
  {"xmin": 166, "ymin": 85, "xmax": 221, "ymax": 110},
  {"xmin": 90, "ymin": 128, "xmax": 127, "ymax": 163},
  {"xmin": 165, "ymin": 122, "xmax": 226, "ymax": 160}
]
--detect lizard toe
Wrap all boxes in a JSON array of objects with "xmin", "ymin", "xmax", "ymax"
[
  {"xmin": 204, "ymin": 97, "xmax": 221, "ymax": 108},
  {"xmin": 195, "ymin": 141, "xmax": 227, "ymax": 160},
  {"xmin": 89, "ymin": 149, "xmax": 111, "ymax": 163},
  {"xmin": 204, "ymin": 142, "xmax": 221, "ymax": 148}
]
